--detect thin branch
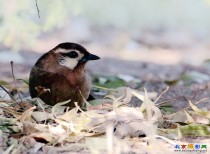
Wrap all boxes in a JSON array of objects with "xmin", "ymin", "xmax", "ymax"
[
  {"xmin": 35, "ymin": 0, "xmax": 40, "ymax": 18},
  {"xmin": 154, "ymin": 86, "xmax": 169, "ymax": 104},
  {"xmin": 10, "ymin": 61, "xmax": 23, "ymax": 103},
  {"xmin": 167, "ymin": 97, "xmax": 209, "ymax": 118},
  {"xmin": 0, "ymin": 85, "xmax": 23, "ymax": 108},
  {"xmin": 92, "ymin": 85, "xmax": 118, "ymax": 93},
  {"xmin": 184, "ymin": 97, "xmax": 209, "ymax": 110},
  {"xmin": 156, "ymin": 98, "xmax": 178, "ymax": 106}
]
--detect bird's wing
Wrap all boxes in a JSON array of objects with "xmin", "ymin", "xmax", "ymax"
[{"xmin": 29, "ymin": 67, "xmax": 68, "ymax": 97}]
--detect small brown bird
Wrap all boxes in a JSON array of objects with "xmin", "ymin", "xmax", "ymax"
[{"xmin": 29, "ymin": 42, "xmax": 100, "ymax": 107}]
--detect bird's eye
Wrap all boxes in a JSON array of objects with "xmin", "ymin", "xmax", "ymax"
[{"xmin": 67, "ymin": 51, "xmax": 78, "ymax": 58}]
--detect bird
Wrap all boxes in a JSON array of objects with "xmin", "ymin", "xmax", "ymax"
[{"xmin": 29, "ymin": 42, "xmax": 100, "ymax": 107}]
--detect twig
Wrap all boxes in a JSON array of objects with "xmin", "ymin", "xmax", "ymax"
[
  {"xmin": 35, "ymin": 97, "xmax": 46, "ymax": 113},
  {"xmin": 31, "ymin": 114, "xmax": 39, "ymax": 124},
  {"xmin": 93, "ymin": 85, "xmax": 118, "ymax": 93},
  {"xmin": 184, "ymin": 97, "xmax": 209, "ymax": 110},
  {"xmin": 156, "ymin": 98, "xmax": 178, "ymax": 106},
  {"xmin": 35, "ymin": 0, "xmax": 40, "ymax": 18},
  {"xmin": 0, "ymin": 85, "xmax": 23, "ymax": 108},
  {"xmin": 195, "ymin": 97, "xmax": 209, "ymax": 104},
  {"xmin": 167, "ymin": 97, "xmax": 209, "ymax": 117},
  {"xmin": 35, "ymin": 97, "xmax": 47, "ymax": 124},
  {"xmin": 154, "ymin": 86, "xmax": 169, "ymax": 104},
  {"xmin": 10, "ymin": 61, "xmax": 23, "ymax": 103}
]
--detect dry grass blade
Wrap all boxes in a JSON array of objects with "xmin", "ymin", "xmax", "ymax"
[
  {"xmin": 183, "ymin": 110, "xmax": 195, "ymax": 123},
  {"xmin": 122, "ymin": 87, "xmax": 132, "ymax": 104},
  {"xmin": 155, "ymin": 135, "xmax": 176, "ymax": 145},
  {"xmin": 51, "ymin": 99, "xmax": 70, "ymax": 116},
  {"xmin": 0, "ymin": 85, "xmax": 23, "ymax": 108},
  {"xmin": 10, "ymin": 61, "xmax": 23, "ymax": 103},
  {"xmin": 131, "ymin": 88, "xmax": 162, "ymax": 122},
  {"xmin": 183, "ymin": 97, "xmax": 209, "ymax": 110},
  {"xmin": 144, "ymin": 88, "xmax": 152, "ymax": 120},
  {"xmin": 188, "ymin": 100, "xmax": 210, "ymax": 118},
  {"xmin": 166, "ymin": 97, "xmax": 209, "ymax": 119},
  {"xmin": 0, "ymin": 106, "xmax": 22, "ymax": 118},
  {"xmin": 18, "ymin": 106, "xmax": 36, "ymax": 122},
  {"xmin": 3, "ymin": 144, "xmax": 15, "ymax": 154},
  {"xmin": 154, "ymin": 86, "xmax": 169, "ymax": 104},
  {"xmin": 130, "ymin": 90, "xmax": 144, "ymax": 101},
  {"xmin": 177, "ymin": 124, "xmax": 182, "ymax": 139},
  {"xmin": 93, "ymin": 85, "xmax": 118, "ymax": 93},
  {"xmin": 79, "ymin": 91, "xmax": 92, "ymax": 109}
]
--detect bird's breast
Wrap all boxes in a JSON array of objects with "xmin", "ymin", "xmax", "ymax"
[{"xmin": 63, "ymin": 69, "xmax": 91, "ymax": 97}]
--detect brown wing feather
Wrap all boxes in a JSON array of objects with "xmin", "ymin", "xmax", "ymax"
[{"xmin": 29, "ymin": 66, "xmax": 90, "ymax": 107}]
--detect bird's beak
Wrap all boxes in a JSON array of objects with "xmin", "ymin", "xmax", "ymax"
[{"xmin": 79, "ymin": 53, "xmax": 100, "ymax": 63}]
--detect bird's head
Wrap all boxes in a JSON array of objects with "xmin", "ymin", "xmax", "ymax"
[{"xmin": 53, "ymin": 42, "xmax": 100, "ymax": 70}]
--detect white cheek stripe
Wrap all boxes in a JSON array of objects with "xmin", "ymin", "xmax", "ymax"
[
  {"xmin": 59, "ymin": 57, "xmax": 78, "ymax": 70},
  {"xmin": 55, "ymin": 48, "xmax": 85, "ymax": 70}
]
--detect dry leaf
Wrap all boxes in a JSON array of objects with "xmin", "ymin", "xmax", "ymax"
[
  {"xmin": 32, "ymin": 111, "xmax": 54, "ymax": 122},
  {"xmin": 166, "ymin": 110, "xmax": 187, "ymax": 123},
  {"xmin": 52, "ymin": 99, "xmax": 71, "ymax": 116},
  {"xmin": 0, "ymin": 86, "xmax": 11, "ymax": 101},
  {"xmin": 1, "ymin": 107, "xmax": 22, "ymax": 118},
  {"xmin": 29, "ymin": 142, "xmax": 45, "ymax": 153},
  {"xmin": 23, "ymin": 121, "xmax": 40, "ymax": 135},
  {"xmin": 56, "ymin": 108, "xmax": 91, "ymax": 133},
  {"xmin": 189, "ymin": 100, "xmax": 210, "ymax": 118},
  {"xmin": 183, "ymin": 110, "xmax": 194, "ymax": 123},
  {"xmin": 177, "ymin": 124, "xmax": 182, "ymax": 139},
  {"xmin": 18, "ymin": 106, "xmax": 36, "ymax": 122},
  {"xmin": 191, "ymin": 114, "xmax": 209, "ymax": 124},
  {"xmin": 86, "ymin": 137, "xmax": 107, "ymax": 153},
  {"xmin": 35, "ymin": 86, "xmax": 50, "ymax": 96},
  {"xmin": 31, "ymin": 133, "xmax": 54, "ymax": 143},
  {"xmin": 57, "ymin": 108, "xmax": 78, "ymax": 122}
]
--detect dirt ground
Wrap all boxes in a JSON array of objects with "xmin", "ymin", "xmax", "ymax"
[{"xmin": 1, "ymin": 53, "xmax": 210, "ymax": 109}]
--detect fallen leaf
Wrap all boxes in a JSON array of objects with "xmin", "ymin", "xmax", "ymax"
[
  {"xmin": 22, "ymin": 121, "xmax": 41, "ymax": 135},
  {"xmin": 189, "ymin": 100, "xmax": 210, "ymax": 118},
  {"xmin": 18, "ymin": 106, "xmax": 36, "ymax": 122},
  {"xmin": 32, "ymin": 111, "xmax": 54, "ymax": 122},
  {"xmin": 191, "ymin": 113, "xmax": 209, "ymax": 124},
  {"xmin": 51, "ymin": 99, "xmax": 71, "ymax": 116},
  {"xmin": 184, "ymin": 110, "xmax": 195, "ymax": 123},
  {"xmin": 35, "ymin": 86, "xmax": 50, "ymax": 96}
]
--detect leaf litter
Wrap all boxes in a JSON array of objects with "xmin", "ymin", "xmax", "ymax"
[{"xmin": 0, "ymin": 81, "xmax": 210, "ymax": 153}]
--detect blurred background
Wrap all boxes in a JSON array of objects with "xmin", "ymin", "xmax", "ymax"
[{"xmin": 1, "ymin": 0, "xmax": 210, "ymax": 79}]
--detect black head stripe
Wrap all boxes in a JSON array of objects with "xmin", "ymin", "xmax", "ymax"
[
  {"xmin": 68, "ymin": 51, "xmax": 78, "ymax": 58},
  {"xmin": 62, "ymin": 51, "xmax": 78, "ymax": 58},
  {"xmin": 54, "ymin": 42, "xmax": 88, "ymax": 55}
]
